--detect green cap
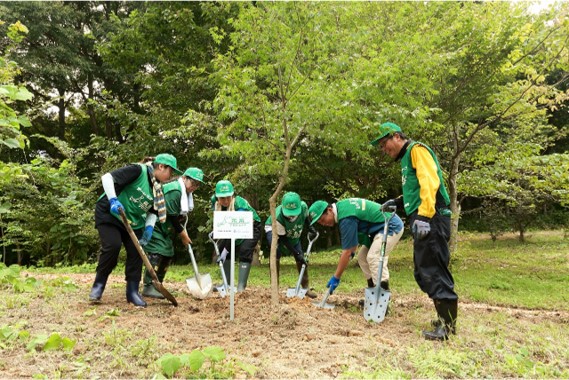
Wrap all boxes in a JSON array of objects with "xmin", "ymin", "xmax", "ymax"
[
  {"xmin": 154, "ymin": 153, "xmax": 182, "ymax": 174},
  {"xmin": 308, "ymin": 200, "xmax": 329, "ymax": 225},
  {"xmin": 183, "ymin": 167, "xmax": 204, "ymax": 183},
  {"xmin": 370, "ymin": 122, "xmax": 402, "ymax": 146},
  {"xmin": 215, "ymin": 180, "xmax": 234, "ymax": 197},
  {"xmin": 281, "ymin": 192, "xmax": 302, "ymax": 217}
]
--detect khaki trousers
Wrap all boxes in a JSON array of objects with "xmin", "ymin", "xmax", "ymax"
[{"xmin": 357, "ymin": 229, "xmax": 403, "ymax": 284}]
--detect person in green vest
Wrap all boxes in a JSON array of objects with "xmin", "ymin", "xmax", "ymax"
[
  {"xmin": 211, "ymin": 180, "xmax": 262, "ymax": 292},
  {"xmin": 89, "ymin": 153, "xmax": 182, "ymax": 307},
  {"xmin": 142, "ymin": 167, "xmax": 204, "ymax": 299},
  {"xmin": 371, "ymin": 121, "xmax": 458, "ymax": 341},
  {"xmin": 265, "ymin": 192, "xmax": 318, "ymax": 298},
  {"xmin": 308, "ymin": 198, "xmax": 404, "ymax": 298}
]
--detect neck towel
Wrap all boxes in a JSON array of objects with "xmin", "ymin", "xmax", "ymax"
[
  {"xmin": 151, "ymin": 174, "xmax": 167, "ymax": 224},
  {"xmin": 177, "ymin": 177, "xmax": 194, "ymax": 215}
]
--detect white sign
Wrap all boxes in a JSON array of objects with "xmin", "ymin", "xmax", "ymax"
[{"xmin": 213, "ymin": 211, "xmax": 253, "ymax": 239}]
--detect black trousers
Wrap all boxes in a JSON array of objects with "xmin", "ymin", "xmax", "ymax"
[
  {"xmin": 409, "ymin": 212, "xmax": 458, "ymax": 301},
  {"xmin": 96, "ymin": 222, "xmax": 144, "ymax": 283},
  {"xmin": 217, "ymin": 221, "xmax": 262, "ymax": 263}
]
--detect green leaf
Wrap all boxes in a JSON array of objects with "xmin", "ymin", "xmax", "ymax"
[
  {"xmin": 43, "ymin": 333, "xmax": 62, "ymax": 351},
  {"xmin": 157, "ymin": 353, "xmax": 181, "ymax": 378},
  {"xmin": 202, "ymin": 346, "xmax": 226, "ymax": 363},
  {"xmin": 2, "ymin": 138, "xmax": 21, "ymax": 149},
  {"xmin": 187, "ymin": 350, "xmax": 205, "ymax": 371}
]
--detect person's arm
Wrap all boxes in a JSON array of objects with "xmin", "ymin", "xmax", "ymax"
[
  {"xmin": 334, "ymin": 246, "xmax": 358, "ymax": 278},
  {"xmin": 168, "ymin": 214, "xmax": 191, "ymax": 245},
  {"xmin": 411, "ymin": 145, "xmax": 439, "ymax": 219}
]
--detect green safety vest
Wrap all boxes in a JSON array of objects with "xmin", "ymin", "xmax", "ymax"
[
  {"xmin": 336, "ymin": 198, "xmax": 389, "ymax": 224},
  {"xmin": 266, "ymin": 202, "xmax": 308, "ymax": 247},
  {"xmin": 144, "ymin": 180, "xmax": 182, "ymax": 257},
  {"xmin": 99, "ymin": 163, "xmax": 154, "ymax": 230},
  {"xmin": 400, "ymin": 141, "xmax": 450, "ymax": 216}
]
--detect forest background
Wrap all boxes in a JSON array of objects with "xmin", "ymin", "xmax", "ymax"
[{"xmin": 0, "ymin": 1, "xmax": 568, "ymax": 269}]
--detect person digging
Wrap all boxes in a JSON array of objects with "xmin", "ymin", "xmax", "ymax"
[
  {"xmin": 265, "ymin": 192, "xmax": 318, "ymax": 299},
  {"xmin": 308, "ymin": 198, "xmax": 403, "ymax": 304},
  {"xmin": 211, "ymin": 180, "xmax": 262, "ymax": 292},
  {"xmin": 142, "ymin": 167, "xmax": 204, "ymax": 298}
]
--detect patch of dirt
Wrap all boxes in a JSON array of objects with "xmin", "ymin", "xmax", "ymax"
[{"xmin": 3, "ymin": 273, "xmax": 569, "ymax": 378}]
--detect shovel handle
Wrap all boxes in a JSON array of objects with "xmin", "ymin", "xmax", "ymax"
[
  {"xmin": 318, "ymin": 287, "xmax": 333, "ymax": 307},
  {"xmin": 187, "ymin": 244, "xmax": 203, "ymax": 289},
  {"xmin": 304, "ymin": 232, "xmax": 319, "ymax": 260},
  {"xmin": 119, "ymin": 210, "xmax": 178, "ymax": 307}
]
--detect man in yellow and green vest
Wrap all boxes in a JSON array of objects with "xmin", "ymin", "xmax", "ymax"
[{"xmin": 371, "ymin": 121, "xmax": 458, "ymax": 341}]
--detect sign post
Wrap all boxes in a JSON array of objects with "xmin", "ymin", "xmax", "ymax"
[{"xmin": 213, "ymin": 211, "xmax": 253, "ymax": 320}]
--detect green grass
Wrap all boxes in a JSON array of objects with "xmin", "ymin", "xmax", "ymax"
[{"xmin": 26, "ymin": 230, "xmax": 567, "ymax": 311}]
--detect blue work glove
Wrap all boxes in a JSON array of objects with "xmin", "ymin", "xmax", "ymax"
[
  {"xmin": 109, "ymin": 197, "xmax": 124, "ymax": 216},
  {"xmin": 381, "ymin": 199, "xmax": 397, "ymax": 212},
  {"xmin": 327, "ymin": 275, "xmax": 340, "ymax": 294},
  {"xmin": 412, "ymin": 219, "xmax": 431, "ymax": 240},
  {"xmin": 138, "ymin": 225, "xmax": 154, "ymax": 246},
  {"xmin": 216, "ymin": 248, "xmax": 229, "ymax": 264}
]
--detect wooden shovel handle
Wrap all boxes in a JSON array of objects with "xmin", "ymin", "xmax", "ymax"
[{"xmin": 119, "ymin": 209, "xmax": 178, "ymax": 306}]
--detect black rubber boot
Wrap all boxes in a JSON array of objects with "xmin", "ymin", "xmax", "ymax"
[
  {"xmin": 423, "ymin": 299, "xmax": 457, "ymax": 341},
  {"xmin": 143, "ymin": 255, "xmax": 170, "ymax": 299},
  {"xmin": 89, "ymin": 272, "xmax": 109, "ymax": 303},
  {"xmin": 237, "ymin": 262, "xmax": 251, "ymax": 292},
  {"xmin": 126, "ymin": 281, "xmax": 147, "ymax": 307},
  {"xmin": 380, "ymin": 280, "xmax": 389, "ymax": 291},
  {"xmin": 367, "ymin": 278, "xmax": 375, "ymax": 288}
]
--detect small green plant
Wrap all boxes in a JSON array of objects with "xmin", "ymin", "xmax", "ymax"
[
  {"xmin": 155, "ymin": 346, "xmax": 254, "ymax": 378},
  {"xmin": 26, "ymin": 332, "xmax": 76, "ymax": 352}
]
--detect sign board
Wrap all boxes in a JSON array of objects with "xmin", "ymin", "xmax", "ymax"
[{"xmin": 213, "ymin": 211, "xmax": 253, "ymax": 239}]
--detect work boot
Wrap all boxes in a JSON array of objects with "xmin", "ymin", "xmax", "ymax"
[
  {"xmin": 142, "ymin": 269, "xmax": 164, "ymax": 299},
  {"xmin": 423, "ymin": 299, "xmax": 457, "ymax": 341},
  {"xmin": 126, "ymin": 281, "xmax": 147, "ymax": 307},
  {"xmin": 142, "ymin": 254, "xmax": 165, "ymax": 299},
  {"xmin": 237, "ymin": 262, "xmax": 252, "ymax": 292},
  {"xmin": 380, "ymin": 280, "xmax": 389, "ymax": 291},
  {"xmin": 89, "ymin": 272, "xmax": 109, "ymax": 303}
]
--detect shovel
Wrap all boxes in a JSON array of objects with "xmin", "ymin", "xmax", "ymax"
[
  {"xmin": 119, "ymin": 209, "xmax": 178, "ymax": 307},
  {"xmin": 312, "ymin": 286, "xmax": 335, "ymax": 310},
  {"xmin": 185, "ymin": 244, "xmax": 213, "ymax": 299},
  {"xmin": 363, "ymin": 207, "xmax": 396, "ymax": 323},
  {"xmin": 208, "ymin": 232, "xmax": 234, "ymax": 298},
  {"xmin": 287, "ymin": 232, "xmax": 319, "ymax": 299}
]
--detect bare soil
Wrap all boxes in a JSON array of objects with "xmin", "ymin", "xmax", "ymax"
[{"xmin": 2, "ymin": 273, "xmax": 568, "ymax": 379}]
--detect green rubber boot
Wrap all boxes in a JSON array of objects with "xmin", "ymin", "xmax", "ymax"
[{"xmin": 237, "ymin": 262, "xmax": 252, "ymax": 292}]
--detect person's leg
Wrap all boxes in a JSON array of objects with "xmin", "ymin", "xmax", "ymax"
[
  {"xmin": 142, "ymin": 253, "xmax": 165, "ymax": 299},
  {"xmin": 367, "ymin": 229, "xmax": 403, "ymax": 289},
  {"xmin": 237, "ymin": 221, "xmax": 262, "ymax": 291},
  {"xmin": 124, "ymin": 227, "xmax": 146, "ymax": 307},
  {"xmin": 90, "ymin": 223, "xmax": 122, "ymax": 302},
  {"xmin": 412, "ymin": 213, "xmax": 458, "ymax": 340},
  {"xmin": 357, "ymin": 245, "xmax": 373, "ymax": 287}
]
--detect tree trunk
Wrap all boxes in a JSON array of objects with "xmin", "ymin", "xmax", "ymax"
[
  {"xmin": 448, "ymin": 134, "xmax": 461, "ymax": 255},
  {"xmin": 57, "ymin": 88, "xmax": 66, "ymax": 139}
]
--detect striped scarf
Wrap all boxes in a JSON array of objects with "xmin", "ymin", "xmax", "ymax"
[{"xmin": 151, "ymin": 175, "xmax": 167, "ymax": 223}]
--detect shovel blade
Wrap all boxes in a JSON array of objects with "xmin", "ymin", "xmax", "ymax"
[
  {"xmin": 186, "ymin": 273, "xmax": 213, "ymax": 299},
  {"xmin": 287, "ymin": 287, "xmax": 308, "ymax": 299},
  {"xmin": 312, "ymin": 299, "xmax": 335, "ymax": 309},
  {"xmin": 215, "ymin": 285, "xmax": 227, "ymax": 298},
  {"xmin": 363, "ymin": 287, "xmax": 390, "ymax": 323}
]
